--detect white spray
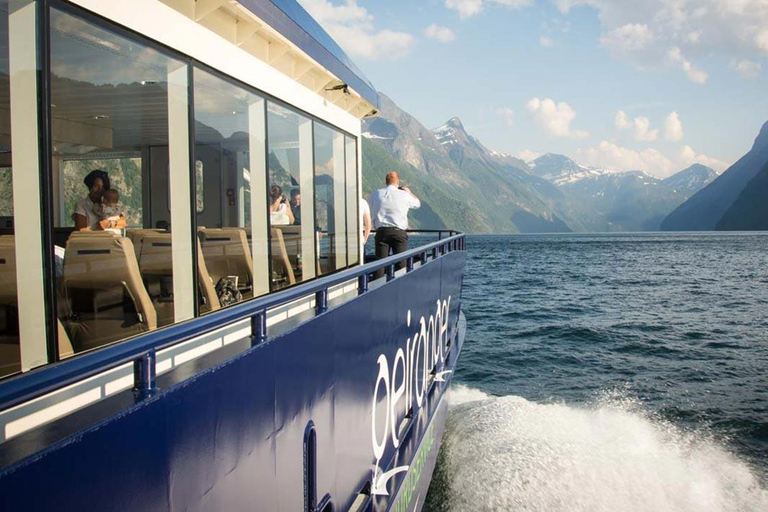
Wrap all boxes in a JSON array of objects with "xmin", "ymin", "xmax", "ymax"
[{"xmin": 428, "ymin": 385, "xmax": 768, "ymax": 511}]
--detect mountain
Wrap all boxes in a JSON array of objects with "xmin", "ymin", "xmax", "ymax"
[
  {"xmin": 716, "ymin": 160, "xmax": 768, "ymax": 230},
  {"xmin": 528, "ymin": 153, "xmax": 612, "ymax": 185},
  {"xmin": 362, "ymin": 93, "xmax": 576, "ymax": 233},
  {"xmin": 528, "ymin": 154, "xmax": 717, "ymax": 231},
  {"xmin": 661, "ymin": 121, "xmax": 768, "ymax": 231}
]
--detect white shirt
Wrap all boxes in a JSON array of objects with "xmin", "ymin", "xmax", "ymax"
[
  {"xmin": 270, "ymin": 203, "xmax": 290, "ymax": 225},
  {"xmin": 360, "ymin": 198, "xmax": 371, "ymax": 229},
  {"xmin": 369, "ymin": 185, "xmax": 420, "ymax": 230},
  {"xmin": 73, "ymin": 196, "xmax": 102, "ymax": 230}
]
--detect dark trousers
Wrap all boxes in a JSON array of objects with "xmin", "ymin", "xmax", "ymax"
[{"xmin": 374, "ymin": 227, "xmax": 408, "ymax": 279}]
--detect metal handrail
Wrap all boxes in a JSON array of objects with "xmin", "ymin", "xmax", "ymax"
[{"xmin": 0, "ymin": 233, "xmax": 466, "ymax": 412}]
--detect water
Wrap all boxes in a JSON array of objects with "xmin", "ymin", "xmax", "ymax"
[{"xmin": 424, "ymin": 233, "xmax": 768, "ymax": 511}]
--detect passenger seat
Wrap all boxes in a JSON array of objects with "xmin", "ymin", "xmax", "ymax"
[{"xmin": 62, "ymin": 235, "xmax": 157, "ymax": 353}]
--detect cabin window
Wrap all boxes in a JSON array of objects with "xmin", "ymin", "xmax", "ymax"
[
  {"xmin": 345, "ymin": 136, "xmax": 360, "ymax": 266},
  {"xmin": 314, "ymin": 122, "xmax": 347, "ymax": 273},
  {"xmin": 267, "ymin": 102, "xmax": 315, "ymax": 291},
  {"xmin": 193, "ymin": 67, "xmax": 268, "ymax": 309},
  {"xmin": 49, "ymin": 7, "xmax": 193, "ymax": 356}
]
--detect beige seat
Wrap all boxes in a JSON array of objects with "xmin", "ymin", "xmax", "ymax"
[
  {"xmin": 62, "ymin": 236, "xmax": 157, "ymax": 353},
  {"xmin": 199, "ymin": 228, "xmax": 254, "ymax": 300},
  {"xmin": 0, "ymin": 237, "xmax": 19, "ymax": 377},
  {"xmin": 135, "ymin": 233, "xmax": 221, "ymax": 318},
  {"xmin": 137, "ymin": 232, "xmax": 175, "ymax": 327},
  {"xmin": 126, "ymin": 228, "xmax": 164, "ymax": 248},
  {"xmin": 0, "ymin": 237, "xmax": 73, "ymax": 375},
  {"xmin": 270, "ymin": 227, "xmax": 296, "ymax": 288},
  {"xmin": 197, "ymin": 243, "xmax": 221, "ymax": 314}
]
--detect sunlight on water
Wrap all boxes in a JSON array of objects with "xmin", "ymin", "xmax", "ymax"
[{"xmin": 427, "ymin": 385, "xmax": 768, "ymax": 511}]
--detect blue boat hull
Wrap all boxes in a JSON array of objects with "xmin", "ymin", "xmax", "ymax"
[{"xmin": 0, "ymin": 250, "xmax": 465, "ymax": 512}]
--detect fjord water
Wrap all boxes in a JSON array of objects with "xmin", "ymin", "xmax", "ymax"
[{"xmin": 425, "ymin": 233, "xmax": 768, "ymax": 511}]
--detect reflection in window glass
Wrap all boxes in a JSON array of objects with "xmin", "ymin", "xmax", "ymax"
[
  {"xmin": 314, "ymin": 122, "xmax": 347, "ymax": 274},
  {"xmin": 195, "ymin": 160, "xmax": 204, "ymax": 213},
  {"xmin": 193, "ymin": 68, "xmax": 265, "ymax": 310},
  {"xmin": 345, "ymin": 136, "xmax": 359, "ymax": 266},
  {"xmin": 267, "ymin": 102, "xmax": 315, "ymax": 290},
  {"xmin": 62, "ymin": 157, "xmax": 143, "ymax": 227},
  {"xmin": 50, "ymin": 8, "xmax": 188, "ymax": 355}
]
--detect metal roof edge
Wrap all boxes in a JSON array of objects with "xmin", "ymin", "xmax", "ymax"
[{"xmin": 238, "ymin": 0, "xmax": 379, "ymax": 109}]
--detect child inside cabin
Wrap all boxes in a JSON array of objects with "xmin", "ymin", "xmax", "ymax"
[{"xmin": 94, "ymin": 188, "xmax": 125, "ymax": 234}]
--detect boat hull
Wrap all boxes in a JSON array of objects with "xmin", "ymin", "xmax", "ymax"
[{"xmin": 0, "ymin": 250, "xmax": 465, "ymax": 512}]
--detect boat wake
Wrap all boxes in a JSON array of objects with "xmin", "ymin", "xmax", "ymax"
[{"xmin": 425, "ymin": 385, "xmax": 768, "ymax": 511}]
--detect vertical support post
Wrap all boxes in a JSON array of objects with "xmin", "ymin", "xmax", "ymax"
[
  {"xmin": 168, "ymin": 63, "xmax": 194, "ymax": 323},
  {"xmin": 299, "ymin": 118, "xmax": 316, "ymax": 280},
  {"xmin": 249, "ymin": 98, "xmax": 270, "ymax": 297},
  {"xmin": 252, "ymin": 309, "xmax": 267, "ymax": 346},
  {"xmin": 315, "ymin": 289, "xmax": 328, "ymax": 314},
  {"xmin": 10, "ymin": 2, "xmax": 47, "ymax": 370},
  {"xmin": 332, "ymin": 132, "xmax": 346, "ymax": 270},
  {"xmin": 406, "ymin": 257, "xmax": 414, "ymax": 272},
  {"xmin": 386, "ymin": 265, "xmax": 395, "ymax": 282},
  {"xmin": 133, "ymin": 350, "xmax": 157, "ymax": 400},
  {"xmin": 431, "ymin": 247, "xmax": 438, "ymax": 260},
  {"xmin": 358, "ymin": 273, "xmax": 368, "ymax": 295},
  {"xmin": 421, "ymin": 251, "xmax": 427, "ymax": 265}
]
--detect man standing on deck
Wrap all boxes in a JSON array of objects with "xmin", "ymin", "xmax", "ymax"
[{"xmin": 369, "ymin": 171, "xmax": 420, "ymax": 279}]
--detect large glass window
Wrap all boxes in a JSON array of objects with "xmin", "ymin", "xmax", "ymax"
[
  {"xmin": 50, "ymin": 8, "xmax": 190, "ymax": 356},
  {"xmin": 266, "ymin": 102, "xmax": 315, "ymax": 291},
  {"xmin": 193, "ymin": 67, "xmax": 268, "ymax": 310},
  {"xmin": 313, "ymin": 122, "xmax": 347, "ymax": 274}
]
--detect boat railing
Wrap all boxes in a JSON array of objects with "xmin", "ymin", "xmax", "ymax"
[{"xmin": 0, "ymin": 232, "xmax": 466, "ymax": 413}]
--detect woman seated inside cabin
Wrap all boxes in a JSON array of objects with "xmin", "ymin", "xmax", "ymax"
[
  {"xmin": 268, "ymin": 185, "xmax": 294, "ymax": 226},
  {"xmin": 72, "ymin": 170, "xmax": 127, "ymax": 232}
]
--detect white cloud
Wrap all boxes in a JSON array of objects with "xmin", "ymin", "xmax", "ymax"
[
  {"xmin": 732, "ymin": 59, "xmax": 762, "ymax": 78},
  {"xmin": 298, "ymin": 0, "xmax": 415, "ymax": 60},
  {"xmin": 577, "ymin": 141, "xmax": 673, "ymax": 175},
  {"xmin": 539, "ymin": 36, "xmax": 554, "ymax": 47},
  {"xmin": 445, "ymin": 0, "xmax": 532, "ymax": 19},
  {"xmin": 575, "ymin": 140, "xmax": 729, "ymax": 177},
  {"xmin": 424, "ymin": 24, "xmax": 456, "ymax": 42},
  {"xmin": 553, "ymin": 0, "xmax": 768, "ymax": 82},
  {"xmin": 517, "ymin": 149, "xmax": 541, "ymax": 162},
  {"xmin": 664, "ymin": 111, "xmax": 684, "ymax": 141},
  {"xmin": 527, "ymin": 97, "xmax": 589, "ymax": 139},
  {"xmin": 497, "ymin": 107, "xmax": 515, "ymax": 127},
  {"xmin": 632, "ymin": 116, "xmax": 659, "ymax": 141},
  {"xmin": 615, "ymin": 110, "xmax": 630, "ymax": 129},
  {"xmin": 677, "ymin": 145, "xmax": 729, "ymax": 172},
  {"xmin": 667, "ymin": 47, "xmax": 708, "ymax": 84},
  {"xmin": 615, "ymin": 111, "xmax": 658, "ymax": 141},
  {"xmin": 600, "ymin": 23, "xmax": 653, "ymax": 53},
  {"xmin": 445, "ymin": 0, "xmax": 483, "ymax": 18}
]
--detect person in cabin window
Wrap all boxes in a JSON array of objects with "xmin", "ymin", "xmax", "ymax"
[
  {"xmin": 72, "ymin": 170, "xmax": 126, "ymax": 232},
  {"xmin": 269, "ymin": 185, "xmax": 294, "ymax": 226},
  {"xmin": 289, "ymin": 188, "xmax": 301, "ymax": 225},
  {"xmin": 368, "ymin": 171, "xmax": 420, "ymax": 279},
  {"xmin": 93, "ymin": 189, "xmax": 125, "ymax": 235},
  {"xmin": 361, "ymin": 197, "xmax": 372, "ymax": 244}
]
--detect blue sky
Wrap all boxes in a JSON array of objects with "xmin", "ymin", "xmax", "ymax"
[{"xmin": 299, "ymin": 0, "xmax": 768, "ymax": 177}]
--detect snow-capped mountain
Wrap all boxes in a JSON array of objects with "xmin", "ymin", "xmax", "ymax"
[
  {"xmin": 528, "ymin": 153, "xmax": 616, "ymax": 185},
  {"xmin": 361, "ymin": 93, "xmax": 721, "ymax": 233}
]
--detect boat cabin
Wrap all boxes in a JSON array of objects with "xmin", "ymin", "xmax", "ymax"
[{"xmin": 0, "ymin": 0, "xmax": 377, "ymax": 383}]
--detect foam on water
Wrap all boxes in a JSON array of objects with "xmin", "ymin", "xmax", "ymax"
[{"xmin": 427, "ymin": 385, "xmax": 768, "ymax": 511}]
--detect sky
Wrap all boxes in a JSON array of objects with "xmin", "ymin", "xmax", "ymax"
[{"xmin": 297, "ymin": 0, "xmax": 768, "ymax": 178}]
